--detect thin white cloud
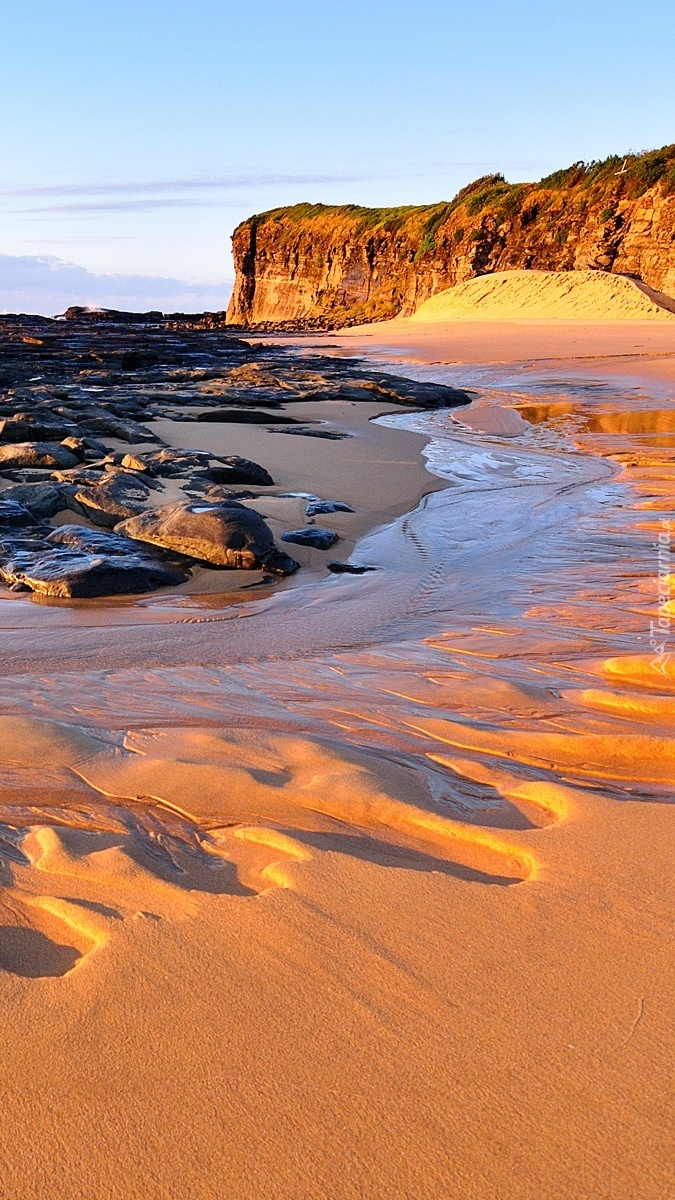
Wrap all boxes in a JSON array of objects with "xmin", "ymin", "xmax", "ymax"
[
  {"xmin": 15, "ymin": 197, "xmax": 247, "ymax": 215},
  {"xmin": 1, "ymin": 160, "xmax": 542, "ymax": 217},
  {"xmin": 4, "ymin": 169, "xmax": 392, "ymax": 216},
  {"xmin": 0, "ymin": 169, "xmax": 375, "ymax": 200},
  {"xmin": 0, "ymin": 253, "xmax": 231, "ymax": 316}
]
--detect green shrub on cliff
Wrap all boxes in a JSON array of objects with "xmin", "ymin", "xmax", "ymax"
[
  {"xmin": 662, "ymin": 167, "xmax": 675, "ymax": 197},
  {"xmin": 465, "ymin": 183, "xmax": 510, "ymax": 216},
  {"xmin": 538, "ymin": 161, "xmax": 588, "ymax": 190},
  {"xmin": 623, "ymin": 147, "xmax": 675, "ymax": 198},
  {"xmin": 414, "ymin": 232, "xmax": 436, "ymax": 261}
]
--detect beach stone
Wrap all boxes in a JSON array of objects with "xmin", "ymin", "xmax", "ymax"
[
  {"xmin": 270, "ymin": 427, "xmax": 349, "ymax": 440},
  {"xmin": 306, "ymin": 499, "xmax": 355, "ymax": 516},
  {"xmin": 139, "ymin": 448, "xmax": 212, "ymax": 478},
  {"xmin": 47, "ymin": 524, "xmax": 192, "ymax": 573},
  {"xmin": 0, "ymin": 442, "xmax": 80, "ymax": 470},
  {"xmin": 182, "ymin": 480, "xmax": 257, "ymax": 503},
  {"xmin": 60, "ymin": 436, "xmax": 87, "ymax": 458},
  {"xmin": 196, "ymin": 409, "xmax": 299, "ymax": 425},
  {"xmin": 78, "ymin": 413, "xmax": 160, "ymax": 443},
  {"xmin": 0, "ymin": 498, "xmax": 41, "ymax": 528},
  {"xmin": 281, "ymin": 528, "xmax": 340, "ymax": 550},
  {"xmin": 1, "ymin": 482, "xmax": 74, "ymax": 519},
  {"xmin": 206, "ymin": 456, "xmax": 274, "ymax": 486},
  {"xmin": 52, "ymin": 465, "xmax": 106, "ymax": 485},
  {"xmin": 47, "ymin": 524, "xmax": 156, "ymax": 556},
  {"xmin": 301, "ymin": 379, "xmax": 473, "ymax": 409},
  {"xmin": 327, "ymin": 562, "xmax": 378, "ymax": 574},
  {"xmin": 81, "ymin": 436, "xmax": 110, "ymax": 459},
  {"xmin": 0, "ymin": 468, "xmax": 55, "ymax": 483},
  {"xmin": 0, "ymin": 545, "xmax": 188, "ymax": 598},
  {"xmin": 121, "ymin": 453, "xmax": 153, "ymax": 472},
  {"xmin": 74, "ymin": 469, "xmax": 154, "ymax": 527},
  {"xmin": 118, "ymin": 500, "xmax": 299, "ymax": 574},
  {"xmin": 0, "ymin": 414, "xmax": 77, "ymax": 442}
]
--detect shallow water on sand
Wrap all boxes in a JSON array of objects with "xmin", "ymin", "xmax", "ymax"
[{"xmin": 0, "ymin": 358, "xmax": 671, "ymax": 892}]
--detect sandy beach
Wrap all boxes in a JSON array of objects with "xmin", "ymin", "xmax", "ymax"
[{"xmin": 0, "ymin": 286, "xmax": 673, "ymax": 1199}]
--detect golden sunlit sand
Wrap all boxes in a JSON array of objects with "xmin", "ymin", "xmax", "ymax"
[
  {"xmin": 408, "ymin": 268, "xmax": 675, "ymax": 322},
  {"xmin": 1, "ymin": 288, "xmax": 674, "ymax": 1198}
]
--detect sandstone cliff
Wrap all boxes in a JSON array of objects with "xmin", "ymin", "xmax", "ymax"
[{"xmin": 227, "ymin": 146, "xmax": 675, "ymax": 326}]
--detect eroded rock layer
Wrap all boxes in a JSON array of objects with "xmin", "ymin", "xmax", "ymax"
[{"xmin": 227, "ymin": 145, "xmax": 675, "ymax": 326}]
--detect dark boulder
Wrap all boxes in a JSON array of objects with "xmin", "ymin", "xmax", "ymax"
[
  {"xmin": 327, "ymin": 562, "xmax": 378, "ymax": 574},
  {"xmin": 120, "ymin": 453, "xmax": 153, "ymax": 473},
  {"xmin": 47, "ymin": 524, "xmax": 160, "ymax": 556},
  {"xmin": 78, "ymin": 413, "xmax": 159, "ymax": 443},
  {"xmin": 53, "ymin": 466, "xmax": 107, "ymax": 485},
  {"xmin": 60, "ymin": 436, "xmax": 87, "ymax": 459},
  {"xmin": 0, "ymin": 545, "xmax": 188, "ymax": 598},
  {"xmin": 182, "ymin": 480, "xmax": 257, "ymax": 503},
  {"xmin": 0, "ymin": 469, "xmax": 55, "ymax": 483},
  {"xmin": 0, "ymin": 415, "xmax": 77, "ymax": 442},
  {"xmin": 47, "ymin": 525, "xmax": 192, "ymax": 574},
  {"xmin": 196, "ymin": 409, "xmax": 299, "ymax": 425},
  {"xmin": 1, "ymin": 482, "xmax": 75, "ymax": 519},
  {"xmin": 306, "ymin": 499, "xmax": 355, "ymax": 516},
  {"xmin": 281, "ymin": 528, "xmax": 340, "ymax": 550},
  {"xmin": 0, "ymin": 442, "xmax": 80, "ymax": 470},
  {"xmin": 138, "ymin": 448, "xmax": 212, "ymax": 478},
  {"xmin": 269, "ymin": 424, "xmax": 348, "ymax": 439},
  {"xmin": 206, "ymin": 456, "xmax": 274, "ymax": 486},
  {"xmin": 0, "ymin": 498, "xmax": 41, "ymax": 528},
  {"xmin": 270, "ymin": 427, "xmax": 349, "ymax": 440},
  {"xmin": 117, "ymin": 500, "xmax": 298, "ymax": 574},
  {"xmin": 301, "ymin": 377, "xmax": 473, "ymax": 409},
  {"xmin": 74, "ymin": 469, "xmax": 154, "ymax": 527}
]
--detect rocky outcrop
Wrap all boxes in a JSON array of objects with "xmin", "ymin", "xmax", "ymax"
[
  {"xmin": 0, "ymin": 310, "xmax": 474, "ymax": 598},
  {"xmin": 0, "ymin": 525, "xmax": 190, "ymax": 598},
  {"xmin": 118, "ymin": 500, "xmax": 299, "ymax": 574},
  {"xmin": 0, "ymin": 442, "xmax": 81, "ymax": 471},
  {"xmin": 227, "ymin": 146, "xmax": 675, "ymax": 327}
]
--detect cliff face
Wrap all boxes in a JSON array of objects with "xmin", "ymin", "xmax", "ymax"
[{"xmin": 227, "ymin": 147, "xmax": 675, "ymax": 326}]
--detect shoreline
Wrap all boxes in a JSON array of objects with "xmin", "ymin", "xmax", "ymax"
[
  {"xmin": 0, "ymin": 395, "xmax": 453, "ymax": 618},
  {"xmin": 267, "ymin": 315, "xmax": 675, "ymax": 391},
  {"xmin": 0, "ymin": 313, "xmax": 673, "ymax": 1200}
]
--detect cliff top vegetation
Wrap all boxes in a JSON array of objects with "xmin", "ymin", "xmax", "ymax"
[{"xmin": 238, "ymin": 144, "xmax": 675, "ymax": 245}]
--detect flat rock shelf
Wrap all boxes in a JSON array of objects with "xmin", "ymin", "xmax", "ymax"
[{"xmin": 0, "ymin": 310, "xmax": 471, "ymax": 599}]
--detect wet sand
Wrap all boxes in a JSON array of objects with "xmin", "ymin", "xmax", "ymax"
[
  {"xmin": 0, "ymin": 313, "xmax": 674, "ymax": 1199},
  {"xmin": 151, "ymin": 398, "xmax": 450, "ymax": 593}
]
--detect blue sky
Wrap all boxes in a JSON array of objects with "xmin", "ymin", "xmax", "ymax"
[{"xmin": 2, "ymin": 0, "xmax": 674, "ymax": 313}]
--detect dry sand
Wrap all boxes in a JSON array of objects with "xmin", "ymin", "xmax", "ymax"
[
  {"xmin": 409, "ymin": 268, "xmax": 675, "ymax": 322},
  {"xmin": 1, "ymin": 272, "xmax": 674, "ymax": 1199},
  {"xmin": 309, "ymin": 268, "xmax": 675, "ymax": 391}
]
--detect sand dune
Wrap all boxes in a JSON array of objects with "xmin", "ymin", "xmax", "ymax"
[{"xmin": 409, "ymin": 269, "xmax": 675, "ymax": 322}]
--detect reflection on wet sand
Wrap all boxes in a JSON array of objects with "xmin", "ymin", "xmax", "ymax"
[
  {"xmin": 0, "ymin": 354, "xmax": 673, "ymax": 1200},
  {"xmin": 0, "ymin": 364, "xmax": 672, "ymax": 871}
]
